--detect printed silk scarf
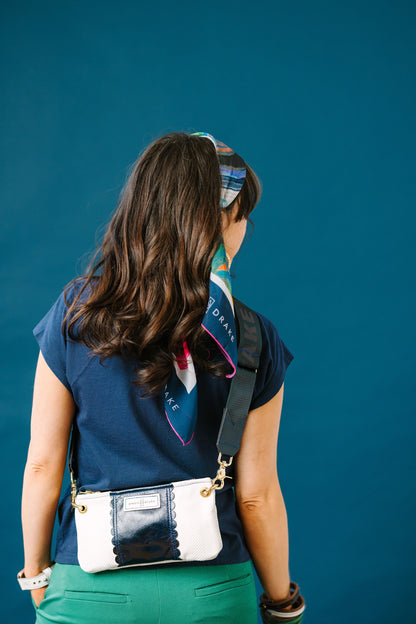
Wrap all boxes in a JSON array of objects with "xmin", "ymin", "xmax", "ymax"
[{"xmin": 164, "ymin": 131, "xmax": 247, "ymax": 445}]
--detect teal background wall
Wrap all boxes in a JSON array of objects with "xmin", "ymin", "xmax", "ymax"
[{"xmin": 1, "ymin": 1, "xmax": 415, "ymax": 622}]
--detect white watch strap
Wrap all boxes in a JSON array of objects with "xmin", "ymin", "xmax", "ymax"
[{"xmin": 17, "ymin": 563, "xmax": 55, "ymax": 590}]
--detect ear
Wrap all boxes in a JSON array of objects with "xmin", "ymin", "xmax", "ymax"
[
  {"xmin": 221, "ymin": 210, "xmax": 232, "ymax": 231},
  {"xmin": 221, "ymin": 202, "xmax": 239, "ymax": 230}
]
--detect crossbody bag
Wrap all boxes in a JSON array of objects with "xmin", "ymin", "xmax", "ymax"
[{"xmin": 68, "ymin": 298, "xmax": 262, "ymax": 573}]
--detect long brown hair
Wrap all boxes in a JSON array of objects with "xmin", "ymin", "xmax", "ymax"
[{"xmin": 63, "ymin": 132, "xmax": 262, "ymax": 396}]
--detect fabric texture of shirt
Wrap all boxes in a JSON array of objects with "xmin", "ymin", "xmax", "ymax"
[{"xmin": 32, "ymin": 278, "xmax": 294, "ymax": 567}]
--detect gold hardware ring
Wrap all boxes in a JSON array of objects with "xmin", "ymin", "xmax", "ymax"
[{"xmin": 200, "ymin": 453, "xmax": 233, "ymax": 497}]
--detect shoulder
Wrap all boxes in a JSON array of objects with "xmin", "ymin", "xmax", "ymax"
[
  {"xmin": 51, "ymin": 276, "xmax": 98, "ymax": 324},
  {"xmin": 253, "ymin": 306, "xmax": 294, "ymax": 368},
  {"xmin": 33, "ymin": 277, "xmax": 94, "ymax": 336},
  {"xmin": 234, "ymin": 299, "xmax": 282, "ymax": 351},
  {"xmin": 254, "ymin": 309, "xmax": 281, "ymax": 345},
  {"xmin": 238, "ymin": 303, "xmax": 294, "ymax": 411},
  {"xmin": 62, "ymin": 276, "xmax": 95, "ymax": 305},
  {"xmin": 241, "ymin": 304, "xmax": 289, "ymax": 359}
]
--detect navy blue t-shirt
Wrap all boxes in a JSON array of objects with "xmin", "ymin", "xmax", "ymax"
[{"xmin": 32, "ymin": 278, "xmax": 294, "ymax": 567}]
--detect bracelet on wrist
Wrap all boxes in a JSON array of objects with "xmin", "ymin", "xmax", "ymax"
[
  {"xmin": 259, "ymin": 581, "xmax": 306, "ymax": 622},
  {"xmin": 17, "ymin": 562, "xmax": 55, "ymax": 591},
  {"xmin": 261, "ymin": 610, "xmax": 304, "ymax": 624}
]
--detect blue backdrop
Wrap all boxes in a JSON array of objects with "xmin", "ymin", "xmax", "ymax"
[{"xmin": 1, "ymin": 1, "xmax": 415, "ymax": 622}]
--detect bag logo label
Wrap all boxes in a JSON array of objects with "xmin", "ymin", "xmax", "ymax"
[{"xmin": 123, "ymin": 494, "xmax": 161, "ymax": 511}]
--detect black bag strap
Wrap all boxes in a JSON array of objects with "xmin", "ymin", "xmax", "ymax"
[
  {"xmin": 216, "ymin": 297, "xmax": 262, "ymax": 457},
  {"xmin": 68, "ymin": 297, "xmax": 262, "ymax": 500}
]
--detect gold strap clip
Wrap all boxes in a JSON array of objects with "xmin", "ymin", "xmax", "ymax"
[
  {"xmin": 70, "ymin": 471, "xmax": 87, "ymax": 513},
  {"xmin": 200, "ymin": 453, "xmax": 233, "ymax": 497}
]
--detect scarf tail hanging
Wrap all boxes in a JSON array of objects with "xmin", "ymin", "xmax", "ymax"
[{"xmin": 164, "ymin": 132, "xmax": 247, "ymax": 446}]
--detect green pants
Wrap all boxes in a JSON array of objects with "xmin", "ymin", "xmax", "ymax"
[{"xmin": 31, "ymin": 560, "xmax": 258, "ymax": 623}]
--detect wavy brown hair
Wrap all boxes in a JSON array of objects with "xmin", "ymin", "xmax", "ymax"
[{"xmin": 62, "ymin": 131, "xmax": 262, "ymax": 396}]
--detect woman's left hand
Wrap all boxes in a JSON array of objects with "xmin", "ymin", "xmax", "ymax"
[{"xmin": 31, "ymin": 586, "xmax": 47, "ymax": 608}]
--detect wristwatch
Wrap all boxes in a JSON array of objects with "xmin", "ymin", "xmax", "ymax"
[{"xmin": 17, "ymin": 562, "xmax": 55, "ymax": 590}]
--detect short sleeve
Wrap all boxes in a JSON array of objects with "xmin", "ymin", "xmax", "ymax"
[
  {"xmin": 32, "ymin": 288, "xmax": 73, "ymax": 394},
  {"xmin": 249, "ymin": 312, "xmax": 294, "ymax": 411}
]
